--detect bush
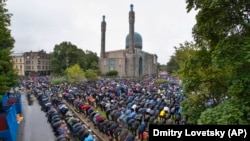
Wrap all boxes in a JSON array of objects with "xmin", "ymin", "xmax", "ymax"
[
  {"xmin": 85, "ymin": 69, "xmax": 98, "ymax": 81},
  {"xmin": 105, "ymin": 70, "xmax": 118, "ymax": 76},
  {"xmin": 50, "ymin": 78, "xmax": 67, "ymax": 85},
  {"xmin": 154, "ymin": 79, "xmax": 169, "ymax": 85}
]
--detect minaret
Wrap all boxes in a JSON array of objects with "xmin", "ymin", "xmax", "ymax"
[
  {"xmin": 129, "ymin": 4, "xmax": 135, "ymax": 54},
  {"xmin": 101, "ymin": 15, "xmax": 106, "ymax": 58}
]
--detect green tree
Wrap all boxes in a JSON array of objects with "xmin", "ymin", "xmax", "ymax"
[
  {"xmin": 181, "ymin": 0, "xmax": 250, "ymax": 124},
  {"xmin": 198, "ymin": 98, "xmax": 248, "ymax": 125},
  {"xmin": 50, "ymin": 43, "xmax": 100, "ymax": 76},
  {"xmin": 174, "ymin": 41, "xmax": 230, "ymax": 124},
  {"xmin": 85, "ymin": 69, "xmax": 98, "ymax": 81},
  {"xmin": 159, "ymin": 64, "xmax": 167, "ymax": 72},
  {"xmin": 83, "ymin": 50, "xmax": 99, "ymax": 70},
  {"xmin": 186, "ymin": 0, "xmax": 250, "ymax": 47},
  {"xmin": 166, "ymin": 55, "xmax": 179, "ymax": 74},
  {"xmin": 65, "ymin": 64, "xmax": 85, "ymax": 84},
  {"xmin": 0, "ymin": 0, "xmax": 18, "ymax": 96},
  {"xmin": 50, "ymin": 41, "xmax": 85, "ymax": 75}
]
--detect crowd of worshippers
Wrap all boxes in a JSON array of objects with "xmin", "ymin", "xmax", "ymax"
[
  {"xmin": 21, "ymin": 74, "xmax": 187, "ymax": 141},
  {"xmin": 57, "ymin": 75, "xmax": 187, "ymax": 141},
  {"xmin": 22, "ymin": 78, "xmax": 96, "ymax": 141}
]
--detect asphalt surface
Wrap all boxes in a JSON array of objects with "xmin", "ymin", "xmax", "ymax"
[{"xmin": 17, "ymin": 91, "xmax": 56, "ymax": 141}]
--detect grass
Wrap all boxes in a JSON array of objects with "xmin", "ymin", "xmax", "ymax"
[
  {"xmin": 94, "ymin": 107, "xmax": 106, "ymax": 118},
  {"xmin": 50, "ymin": 77, "xmax": 67, "ymax": 85}
]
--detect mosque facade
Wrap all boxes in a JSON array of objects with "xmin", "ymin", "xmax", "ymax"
[{"xmin": 99, "ymin": 4, "xmax": 158, "ymax": 78}]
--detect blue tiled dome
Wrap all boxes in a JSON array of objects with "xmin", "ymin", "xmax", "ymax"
[{"xmin": 126, "ymin": 32, "xmax": 142, "ymax": 49}]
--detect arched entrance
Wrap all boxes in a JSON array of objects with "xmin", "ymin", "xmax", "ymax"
[{"xmin": 139, "ymin": 57, "xmax": 143, "ymax": 76}]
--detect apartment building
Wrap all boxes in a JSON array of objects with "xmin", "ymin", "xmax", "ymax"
[
  {"xmin": 23, "ymin": 50, "xmax": 52, "ymax": 76},
  {"xmin": 11, "ymin": 53, "xmax": 25, "ymax": 76}
]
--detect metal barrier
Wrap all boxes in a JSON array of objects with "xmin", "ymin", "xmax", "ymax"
[
  {"xmin": 0, "ymin": 106, "xmax": 18, "ymax": 141},
  {"xmin": 2, "ymin": 94, "xmax": 22, "ymax": 114},
  {"xmin": 0, "ymin": 93, "xmax": 22, "ymax": 141}
]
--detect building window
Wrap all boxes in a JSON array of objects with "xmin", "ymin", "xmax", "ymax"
[
  {"xmin": 32, "ymin": 66, "xmax": 34, "ymax": 70},
  {"xmin": 109, "ymin": 59, "xmax": 115, "ymax": 71},
  {"xmin": 16, "ymin": 65, "xmax": 18, "ymax": 69},
  {"xmin": 20, "ymin": 59, "xmax": 22, "ymax": 63},
  {"xmin": 20, "ymin": 65, "xmax": 22, "ymax": 69},
  {"xmin": 37, "ymin": 56, "xmax": 40, "ymax": 59}
]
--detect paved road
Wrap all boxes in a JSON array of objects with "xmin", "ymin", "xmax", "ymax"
[{"xmin": 17, "ymin": 92, "xmax": 55, "ymax": 141}]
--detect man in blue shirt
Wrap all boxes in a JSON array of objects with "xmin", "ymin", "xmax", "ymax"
[
  {"xmin": 84, "ymin": 134, "xmax": 94, "ymax": 141},
  {"xmin": 129, "ymin": 109, "xmax": 136, "ymax": 119},
  {"xmin": 138, "ymin": 123, "xmax": 146, "ymax": 141},
  {"xmin": 125, "ymin": 133, "xmax": 135, "ymax": 141}
]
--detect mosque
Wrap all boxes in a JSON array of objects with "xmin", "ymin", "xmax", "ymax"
[{"xmin": 99, "ymin": 4, "xmax": 158, "ymax": 78}]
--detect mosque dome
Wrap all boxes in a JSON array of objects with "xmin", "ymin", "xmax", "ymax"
[{"xmin": 125, "ymin": 32, "xmax": 142, "ymax": 49}]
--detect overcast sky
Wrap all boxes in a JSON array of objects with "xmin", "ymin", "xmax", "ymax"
[{"xmin": 6, "ymin": 0, "xmax": 197, "ymax": 64}]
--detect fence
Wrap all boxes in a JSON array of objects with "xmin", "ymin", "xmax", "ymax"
[
  {"xmin": 2, "ymin": 94, "xmax": 22, "ymax": 114},
  {"xmin": 0, "ymin": 106, "xmax": 18, "ymax": 141},
  {"xmin": 0, "ymin": 93, "xmax": 22, "ymax": 141}
]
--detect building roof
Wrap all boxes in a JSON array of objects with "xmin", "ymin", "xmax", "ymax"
[
  {"xmin": 125, "ymin": 32, "xmax": 143, "ymax": 49},
  {"xmin": 11, "ymin": 53, "xmax": 23, "ymax": 56}
]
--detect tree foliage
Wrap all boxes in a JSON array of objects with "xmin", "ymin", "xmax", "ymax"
[
  {"xmin": 50, "ymin": 42, "xmax": 99, "ymax": 76},
  {"xmin": 65, "ymin": 64, "xmax": 85, "ymax": 84},
  {"xmin": 186, "ymin": 0, "xmax": 250, "ymax": 47},
  {"xmin": 85, "ymin": 69, "xmax": 98, "ymax": 81},
  {"xmin": 159, "ymin": 64, "xmax": 167, "ymax": 72},
  {"xmin": 84, "ymin": 50, "xmax": 99, "ymax": 70},
  {"xmin": 198, "ymin": 98, "xmax": 248, "ymax": 125},
  {"xmin": 177, "ymin": 0, "xmax": 250, "ymax": 124},
  {"xmin": 166, "ymin": 55, "xmax": 179, "ymax": 74},
  {"xmin": 0, "ymin": 1, "xmax": 18, "ymax": 96}
]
